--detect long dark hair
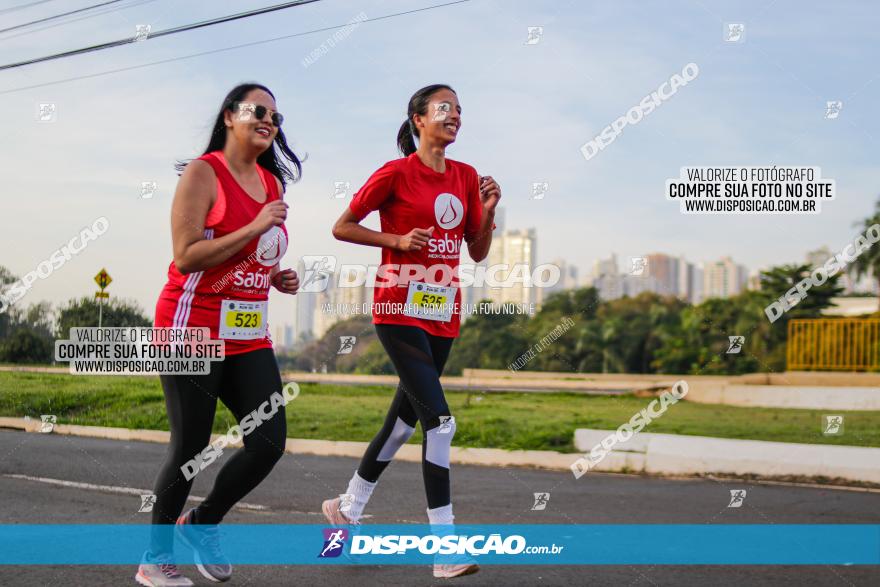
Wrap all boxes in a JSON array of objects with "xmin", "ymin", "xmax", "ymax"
[
  {"xmin": 176, "ymin": 83, "xmax": 303, "ymax": 188},
  {"xmin": 396, "ymin": 84, "xmax": 456, "ymax": 156}
]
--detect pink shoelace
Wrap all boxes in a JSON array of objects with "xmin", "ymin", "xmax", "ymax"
[{"xmin": 158, "ymin": 561, "xmax": 182, "ymax": 578}]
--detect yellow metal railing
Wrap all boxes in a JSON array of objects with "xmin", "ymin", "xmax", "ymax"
[{"xmin": 787, "ymin": 318, "xmax": 880, "ymax": 371}]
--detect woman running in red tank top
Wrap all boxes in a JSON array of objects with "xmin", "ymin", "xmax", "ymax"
[{"xmin": 137, "ymin": 83, "xmax": 302, "ymax": 587}]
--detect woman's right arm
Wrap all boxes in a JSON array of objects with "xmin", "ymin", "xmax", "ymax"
[
  {"xmin": 332, "ymin": 208, "xmax": 432, "ymax": 252},
  {"xmin": 171, "ymin": 160, "xmax": 287, "ymax": 274},
  {"xmin": 332, "ymin": 162, "xmax": 432, "ymax": 251}
]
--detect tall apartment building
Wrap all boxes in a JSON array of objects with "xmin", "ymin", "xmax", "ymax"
[
  {"xmin": 486, "ymin": 227, "xmax": 538, "ymax": 310},
  {"xmin": 311, "ymin": 268, "xmax": 372, "ymax": 338},
  {"xmin": 293, "ymin": 258, "xmax": 317, "ymax": 344},
  {"xmin": 591, "ymin": 254, "xmax": 623, "ymax": 300},
  {"xmin": 677, "ymin": 256, "xmax": 699, "ymax": 302},
  {"xmin": 543, "ymin": 257, "xmax": 579, "ymax": 301},
  {"xmin": 702, "ymin": 256, "xmax": 748, "ymax": 299},
  {"xmin": 644, "ymin": 253, "xmax": 679, "ymax": 297}
]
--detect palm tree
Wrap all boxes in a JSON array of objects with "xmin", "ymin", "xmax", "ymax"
[
  {"xmin": 600, "ymin": 317, "xmax": 626, "ymax": 373},
  {"xmin": 853, "ymin": 199, "xmax": 880, "ymax": 292},
  {"xmin": 759, "ymin": 264, "xmax": 842, "ymax": 319}
]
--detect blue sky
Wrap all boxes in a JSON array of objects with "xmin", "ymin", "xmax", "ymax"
[{"xmin": 1, "ymin": 0, "xmax": 878, "ymax": 326}]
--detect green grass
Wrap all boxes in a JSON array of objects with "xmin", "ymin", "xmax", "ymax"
[{"xmin": 0, "ymin": 371, "xmax": 878, "ymax": 452}]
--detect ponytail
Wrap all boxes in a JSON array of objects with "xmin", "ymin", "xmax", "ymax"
[
  {"xmin": 397, "ymin": 119, "xmax": 417, "ymax": 156},
  {"xmin": 396, "ymin": 84, "xmax": 456, "ymax": 157}
]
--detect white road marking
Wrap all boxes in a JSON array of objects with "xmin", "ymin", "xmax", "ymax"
[
  {"xmin": 2, "ymin": 473, "xmax": 375, "ymax": 518},
  {"xmin": 3, "ymin": 474, "xmax": 268, "ymax": 510},
  {"xmin": 701, "ymin": 474, "xmax": 880, "ymax": 494}
]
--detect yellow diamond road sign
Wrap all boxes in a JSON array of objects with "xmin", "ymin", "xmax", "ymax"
[{"xmin": 94, "ymin": 268, "xmax": 112, "ymax": 290}]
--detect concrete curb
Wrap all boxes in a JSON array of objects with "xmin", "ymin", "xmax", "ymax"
[
  {"xmin": 289, "ymin": 372, "xmax": 651, "ymax": 395},
  {"xmin": 575, "ymin": 428, "xmax": 880, "ymax": 484},
  {"xmin": 685, "ymin": 381, "xmax": 880, "ymax": 411},
  {"xmin": 468, "ymin": 369, "xmax": 880, "ymax": 410},
  {"xmin": 0, "ymin": 417, "xmax": 574, "ymax": 472}
]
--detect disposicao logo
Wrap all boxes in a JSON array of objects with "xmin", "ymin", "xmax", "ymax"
[{"xmin": 318, "ymin": 528, "xmax": 349, "ymax": 558}]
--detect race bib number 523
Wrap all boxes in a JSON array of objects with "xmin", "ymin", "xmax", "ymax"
[{"xmin": 219, "ymin": 300, "xmax": 267, "ymax": 340}]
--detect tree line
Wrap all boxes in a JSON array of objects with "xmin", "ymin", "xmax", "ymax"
[
  {"xmin": 0, "ymin": 260, "xmax": 872, "ymax": 373},
  {"xmin": 284, "ymin": 264, "xmax": 858, "ymax": 376},
  {"xmin": 0, "ymin": 266, "xmax": 150, "ymax": 363}
]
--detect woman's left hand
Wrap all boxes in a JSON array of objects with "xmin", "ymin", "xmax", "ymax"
[
  {"xmin": 479, "ymin": 175, "xmax": 501, "ymax": 212},
  {"xmin": 272, "ymin": 268, "xmax": 299, "ymax": 294}
]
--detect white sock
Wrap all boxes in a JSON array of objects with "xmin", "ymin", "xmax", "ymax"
[
  {"xmin": 426, "ymin": 503, "xmax": 454, "ymax": 528},
  {"xmin": 428, "ymin": 504, "xmax": 460, "ymax": 565},
  {"xmin": 343, "ymin": 472, "xmax": 376, "ymax": 521}
]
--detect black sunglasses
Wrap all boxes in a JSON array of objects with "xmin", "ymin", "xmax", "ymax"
[{"xmin": 232, "ymin": 102, "xmax": 284, "ymax": 127}]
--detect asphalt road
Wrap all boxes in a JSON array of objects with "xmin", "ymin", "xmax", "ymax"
[{"xmin": 0, "ymin": 428, "xmax": 878, "ymax": 586}]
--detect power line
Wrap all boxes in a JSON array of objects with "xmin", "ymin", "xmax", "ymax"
[
  {"xmin": 0, "ymin": 0, "xmax": 472, "ymax": 96},
  {"xmin": 0, "ymin": 0, "xmax": 127, "ymax": 34},
  {"xmin": 0, "ymin": 0, "xmax": 59, "ymax": 16},
  {"xmin": 0, "ymin": 0, "xmax": 322, "ymax": 71},
  {"xmin": 0, "ymin": 0, "xmax": 158, "ymax": 42}
]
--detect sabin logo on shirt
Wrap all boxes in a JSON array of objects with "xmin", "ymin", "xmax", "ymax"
[
  {"xmin": 256, "ymin": 226, "xmax": 287, "ymax": 267},
  {"xmin": 434, "ymin": 193, "xmax": 463, "ymax": 230}
]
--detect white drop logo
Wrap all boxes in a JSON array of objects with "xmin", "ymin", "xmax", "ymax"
[
  {"xmin": 434, "ymin": 193, "xmax": 463, "ymax": 230},
  {"xmin": 256, "ymin": 226, "xmax": 287, "ymax": 267}
]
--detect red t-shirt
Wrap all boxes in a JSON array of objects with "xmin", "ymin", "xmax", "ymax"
[{"xmin": 349, "ymin": 153, "xmax": 484, "ymax": 338}]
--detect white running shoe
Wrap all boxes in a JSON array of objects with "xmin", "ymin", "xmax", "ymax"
[
  {"xmin": 322, "ymin": 497, "xmax": 360, "ymax": 526},
  {"xmin": 433, "ymin": 562, "xmax": 480, "ymax": 578},
  {"xmin": 135, "ymin": 551, "xmax": 194, "ymax": 586}
]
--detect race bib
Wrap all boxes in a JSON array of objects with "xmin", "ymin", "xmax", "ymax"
[
  {"xmin": 219, "ymin": 300, "xmax": 267, "ymax": 340},
  {"xmin": 403, "ymin": 282, "xmax": 457, "ymax": 323}
]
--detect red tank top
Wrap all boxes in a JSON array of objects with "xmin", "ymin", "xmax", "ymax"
[{"xmin": 154, "ymin": 151, "xmax": 288, "ymax": 356}]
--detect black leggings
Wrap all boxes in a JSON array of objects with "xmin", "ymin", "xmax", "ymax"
[
  {"xmin": 150, "ymin": 348, "xmax": 287, "ymax": 554},
  {"xmin": 358, "ymin": 324, "xmax": 455, "ymax": 509}
]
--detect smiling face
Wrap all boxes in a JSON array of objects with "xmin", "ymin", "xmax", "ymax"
[
  {"xmin": 224, "ymin": 89, "xmax": 279, "ymax": 152},
  {"xmin": 414, "ymin": 88, "xmax": 461, "ymax": 147}
]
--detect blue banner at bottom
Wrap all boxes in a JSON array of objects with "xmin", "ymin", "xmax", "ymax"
[{"xmin": 0, "ymin": 525, "xmax": 878, "ymax": 565}]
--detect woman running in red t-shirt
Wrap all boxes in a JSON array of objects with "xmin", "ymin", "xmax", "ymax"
[
  {"xmin": 323, "ymin": 84, "xmax": 501, "ymax": 579},
  {"xmin": 137, "ymin": 83, "xmax": 301, "ymax": 587}
]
